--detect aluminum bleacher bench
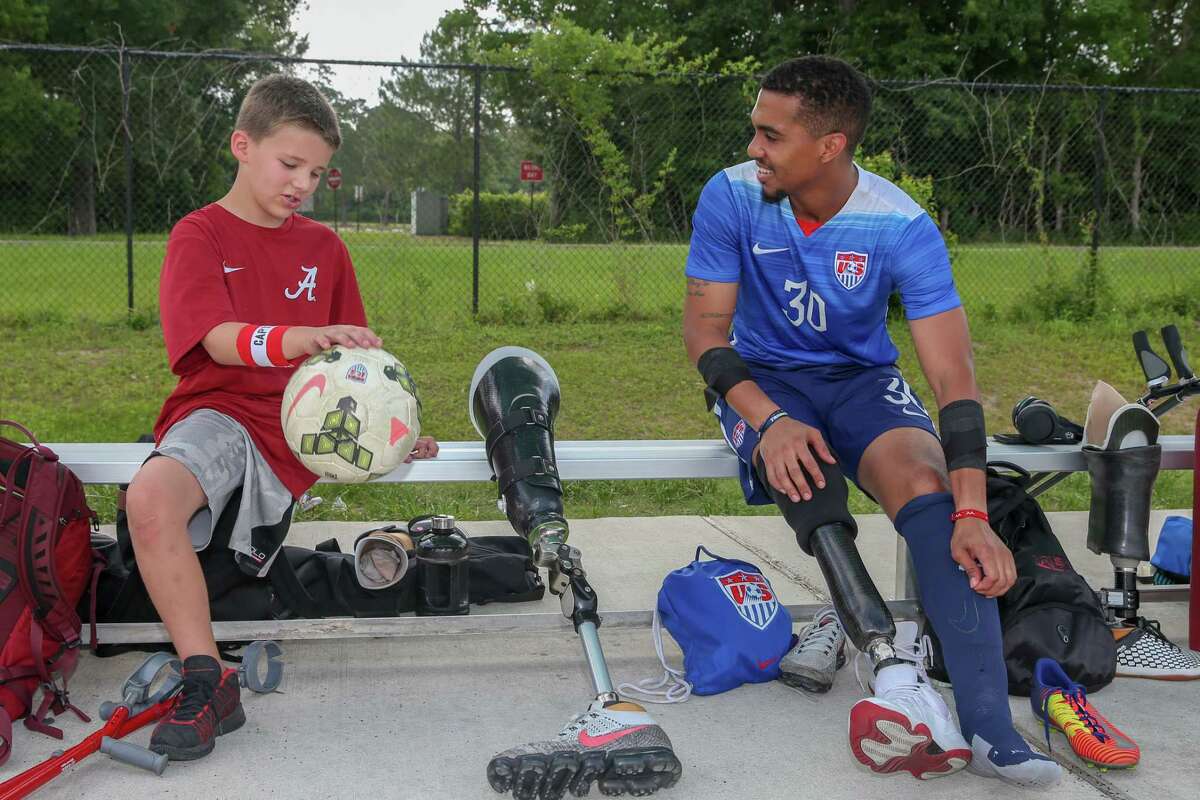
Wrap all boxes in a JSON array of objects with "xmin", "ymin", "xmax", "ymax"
[{"xmin": 53, "ymin": 437, "xmax": 1194, "ymax": 644}]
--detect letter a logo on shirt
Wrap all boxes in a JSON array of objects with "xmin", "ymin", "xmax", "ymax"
[{"xmin": 285, "ymin": 265, "xmax": 319, "ymax": 302}]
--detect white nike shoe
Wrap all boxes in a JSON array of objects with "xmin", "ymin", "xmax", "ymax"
[{"xmin": 848, "ymin": 621, "xmax": 972, "ymax": 779}]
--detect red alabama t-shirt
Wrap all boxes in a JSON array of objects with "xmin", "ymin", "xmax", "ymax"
[{"xmin": 155, "ymin": 203, "xmax": 368, "ymax": 497}]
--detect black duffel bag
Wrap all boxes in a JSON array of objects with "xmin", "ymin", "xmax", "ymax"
[
  {"xmin": 929, "ymin": 462, "xmax": 1116, "ymax": 696},
  {"xmin": 86, "ymin": 488, "xmax": 544, "ymax": 627}
]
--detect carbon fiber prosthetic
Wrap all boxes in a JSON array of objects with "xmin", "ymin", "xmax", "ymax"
[{"xmin": 756, "ymin": 456, "xmax": 897, "ymax": 657}]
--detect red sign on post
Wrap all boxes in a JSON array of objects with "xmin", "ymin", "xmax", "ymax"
[
  {"xmin": 326, "ymin": 168, "xmax": 343, "ymax": 189},
  {"xmin": 520, "ymin": 161, "xmax": 544, "ymax": 182}
]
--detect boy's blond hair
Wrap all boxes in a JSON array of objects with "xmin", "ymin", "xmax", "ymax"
[{"xmin": 235, "ymin": 74, "xmax": 341, "ymax": 149}]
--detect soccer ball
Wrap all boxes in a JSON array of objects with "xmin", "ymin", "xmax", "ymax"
[{"xmin": 281, "ymin": 346, "xmax": 422, "ymax": 482}]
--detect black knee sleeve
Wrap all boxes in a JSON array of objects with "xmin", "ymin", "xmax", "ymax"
[
  {"xmin": 755, "ymin": 455, "xmax": 857, "ymax": 555},
  {"xmin": 755, "ymin": 455, "xmax": 894, "ymax": 650}
]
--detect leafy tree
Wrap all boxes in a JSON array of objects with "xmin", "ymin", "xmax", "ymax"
[{"xmin": 2, "ymin": 1, "xmax": 306, "ymax": 234}]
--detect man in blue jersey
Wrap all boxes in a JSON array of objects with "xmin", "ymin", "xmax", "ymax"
[{"xmin": 683, "ymin": 56, "xmax": 1060, "ymax": 788}]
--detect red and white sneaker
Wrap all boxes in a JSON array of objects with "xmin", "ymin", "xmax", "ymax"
[
  {"xmin": 848, "ymin": 621, "xmax": 972, "ymax": 779},
  {"xmin": 487, "ymin": 699, "xmax": 682, "ymax": 799}
]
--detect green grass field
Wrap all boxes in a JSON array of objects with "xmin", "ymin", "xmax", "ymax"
[
  {"xmin": 3, "ymin": 232, "xmax": 1199, "ymax": 325},
  {"xmin": 1, "ymin": 233, "xmax": 1196, "ymax": 526}
]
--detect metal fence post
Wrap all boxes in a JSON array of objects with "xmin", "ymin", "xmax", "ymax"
[
  {"xmin": 471, "ymin": 65, "xmax": 482, "ymax": 316},
  {"xmin": 1090, "ymin": 89, "xmax": 1108, "ymax": 261},
  {"xmin": 121, "ymin": 48, "xmax": 135, "ymax": 317}
]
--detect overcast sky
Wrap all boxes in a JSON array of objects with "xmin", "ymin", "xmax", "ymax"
[{"xmin": 292, "ymin": 0, "xmax": 466, "ymax": 101}]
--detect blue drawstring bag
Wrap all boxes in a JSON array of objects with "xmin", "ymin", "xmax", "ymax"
[
  {"xmin": 1151, "ymin": 515, "xmax": 1192, "ymax": 580},
  {"xmin": 620, "ymin": 546, "xmax": 793, "ymax": 702}
]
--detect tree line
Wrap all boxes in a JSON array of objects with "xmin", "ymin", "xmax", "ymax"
[{"xmin": 1, "ymin": 1, "xmax": 1197, "ymax": 244}]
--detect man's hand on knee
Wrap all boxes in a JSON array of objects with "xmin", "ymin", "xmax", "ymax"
[
  {"xmin": 949, "ymin": 518, "xmax": 1016, "ymax": 597},
  {"xmin": 754, "ymin": 418, "xmax": 837, "ymax": 503}
]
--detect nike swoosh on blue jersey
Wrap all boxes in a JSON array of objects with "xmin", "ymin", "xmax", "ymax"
[{"xmin": 752, "ymin": 243, "xmax": 788, "ymax": 255}]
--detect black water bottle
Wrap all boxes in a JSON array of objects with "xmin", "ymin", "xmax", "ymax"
[{"xmin": 415, "ymin": 514, "xmax": 470, "ymax": 616}]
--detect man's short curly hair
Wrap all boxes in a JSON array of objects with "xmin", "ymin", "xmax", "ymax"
[
  {"xmin": 760, "ymin": 56, "xmax": 872, "ymax": 152},
  {"xmin": 235, "ymin": 74, "xmax": 341, "ymax": 149}
]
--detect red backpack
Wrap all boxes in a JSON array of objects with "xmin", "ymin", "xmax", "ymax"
[{"xmin": 0, "ymin": 420, "xmax": 100, "ymax": 765}]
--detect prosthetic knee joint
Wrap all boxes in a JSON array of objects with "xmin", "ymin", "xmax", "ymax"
[
  {"xmin": 756, "ymin": 456, "xmax": 899, "ymax": 668},
  {"xmin": 470, "ymin": 347, "xmax": 617, "ymax": 702},
  {"xmin": 1084, "ymin": 441, "xmax": 1162, "ymax": 625}
]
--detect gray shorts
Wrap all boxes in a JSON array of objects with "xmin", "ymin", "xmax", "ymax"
[{"xmin": 152, "ymin": 409, "xmax": 294, "ymax": 577}]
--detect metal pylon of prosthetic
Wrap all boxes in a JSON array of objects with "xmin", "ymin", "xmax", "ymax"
[{"xmin": 534, "ymin": 533, "xmax": 618, "ymax": 703}]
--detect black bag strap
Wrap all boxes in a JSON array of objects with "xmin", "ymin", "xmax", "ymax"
[
  {"xmin": 986, "ymin": 461, "xmax": 1037, "ymax": 533},
  {"xmin": 265, "ymin": 551, "xmax": 324, "ymax": 619}
]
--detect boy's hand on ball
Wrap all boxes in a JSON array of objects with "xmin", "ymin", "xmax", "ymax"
[
  {"xmin": 405, "ymin": 436, "xmax": 439, "ymax": 462},
  {"xmin": 290, "ymin": 325, "xmax": 383, "ymax": 355}
]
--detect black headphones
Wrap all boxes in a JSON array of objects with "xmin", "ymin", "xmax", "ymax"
[{"xmin": 1011, "ymin": 396, "xmax": 1084, "ymax": 445}]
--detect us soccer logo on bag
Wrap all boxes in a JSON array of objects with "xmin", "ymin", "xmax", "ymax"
[{"xmin": 715, "ymin": 569, "xmax": 780, "ymax": 630}]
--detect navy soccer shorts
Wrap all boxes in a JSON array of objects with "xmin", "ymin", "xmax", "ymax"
[{"xmin": 714, "ymin": 362, "xmax": 938, "ymax": 504}]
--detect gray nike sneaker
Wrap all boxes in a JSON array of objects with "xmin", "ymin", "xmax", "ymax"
[
  {"xmin": 487, "ymin": 699, "xmax": 682, "ymax": 800},
  {"xmin": 780, "ymin": 605, "xmax": 846, "ymax": 693}
]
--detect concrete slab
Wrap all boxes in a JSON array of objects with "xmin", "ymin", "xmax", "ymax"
[{"xmin": 2, "ymin": 511, "xmax": 1193, "ymax": 800}]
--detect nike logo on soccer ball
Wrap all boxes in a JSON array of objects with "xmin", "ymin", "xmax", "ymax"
[
  {"xmin": 578, "ymin": 725, "xmax": 649, "ymax": 748},
  {"xmin": 223, "ymin": 263, "xmax": 245, "ymax": 274},
  {"xmin": 752, "ymin": 243, "xmax": 788, "ymax": 255},
  {"xmin": 286, "ymin": 374, "xmax": 326, "ymax": 421}
]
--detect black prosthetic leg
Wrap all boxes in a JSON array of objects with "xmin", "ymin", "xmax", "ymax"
[
  {"xmin": 756, "ymin": 456, "xmax": 900, "ymax": 667},
  {"xmin": 1085, "ymin": 443, "xmax": 1162, "ymax": 624},
  {"xmin": 469, "ymin": 347, "xmax": 570, "ymax": 572},
  {"xmin": 472, "ymin": 347, "xmax": 683, "ymax": 799}
]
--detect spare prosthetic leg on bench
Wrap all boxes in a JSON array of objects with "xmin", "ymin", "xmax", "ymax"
[
  {"xmin": 469, "ymin": 347, "xmax": 682, "ymax": 799},
  {"xmin": 1083, "ymin": 391, "xmax": 1161, "ymax": 627},
  {"xmin": 469, "ymin": 347, "xmax": 569, "ymax": 572},
  {"xmin": 1083, "ymin": 436, "xmax": 1200, "ymax": 680}
]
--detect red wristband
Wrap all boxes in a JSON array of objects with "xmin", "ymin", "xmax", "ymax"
[
  {"xmin": 950, "ymin": 508, "xmax": 989, "ymax": 523},
  {"xmin": 235, "ymin": 324, "xmax": 291, "ymax": 367}
]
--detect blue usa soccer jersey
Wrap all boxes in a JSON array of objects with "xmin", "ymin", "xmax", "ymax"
[{"xmin": 686, "ymin": 161, "xmax": 960, "ymax": 368}]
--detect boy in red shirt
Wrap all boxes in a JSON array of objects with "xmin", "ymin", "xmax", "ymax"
[{"xmin": 125, "ymin": 74, "xmax": 437, "ymax": 761}]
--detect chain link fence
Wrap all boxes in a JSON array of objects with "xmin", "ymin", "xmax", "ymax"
[{"xmin": 2, "ymin": 44, "xmax": 1198, "ymax": 328}]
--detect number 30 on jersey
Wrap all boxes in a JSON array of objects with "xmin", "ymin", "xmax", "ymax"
[{"xmin": 782, "ymin": 279, "xmax": 827, "ymax": 332}]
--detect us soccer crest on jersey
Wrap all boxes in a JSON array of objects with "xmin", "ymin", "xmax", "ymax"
[
  {"xmin": 834, "ymin": 250, "xmax": 869, "ymax": 290},
  {"xmin": 716, "ymin": 568, "xmax": 780, "ymax": 630}
]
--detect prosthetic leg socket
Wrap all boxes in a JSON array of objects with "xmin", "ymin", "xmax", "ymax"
[
  {"xmin": 1085, "ymin": 443, "xmax": 1161, "ymax": 624},
  {"xmin": 1085, "ymin": 444, "xmax": 1161, "ymax": 561},
  {"xmin": 469, "ymin": 347, "xmax": 568, "ymax": 566}
]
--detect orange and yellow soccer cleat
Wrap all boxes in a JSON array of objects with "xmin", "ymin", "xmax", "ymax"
[{"xmin": 1032, "ymin": 658, "xmax": 1139, "ymax": 771}]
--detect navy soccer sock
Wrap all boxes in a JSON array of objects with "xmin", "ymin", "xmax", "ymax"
[{"xmin": 894, "ymin": 492, "xmax": 1028, "ymax": 754}]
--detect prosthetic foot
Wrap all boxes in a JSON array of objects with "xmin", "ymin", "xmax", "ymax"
[
  {"xmin": 850, "ymin": 622, "xmax": 972, "ymax": 780},
  {"xmin": 755, "ymin": 457, "xmax": 970, "ymax": 778},
  {"xmin": 486, "ymin": 697, "xmax": 681, "ymax": 800},
  {"xmin": 471, "ymin": 348, "xmax": 683, "ymax": 797}
]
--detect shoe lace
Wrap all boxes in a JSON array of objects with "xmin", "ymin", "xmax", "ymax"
[
  {"xmin": 1040, "ymin": 687, "xmax": 1110, "ymax": 750},
  {"xmin": 852, "ymin": 632, "xmax": 933, "ymax": 698},
  {"xmin": 1136, "ymin": 617, "xmax": 1181, "ymax": 651},
  {"xmin": 795, "ymin": 608, "xmax": 843, "ymax": 658},
  {"xmin": 558, "ymin": 711, "xmax": 593, "ymax": 738},
  {"xmin": 173, "ymin": 674, "xmax": 216, "ymax": 722}
]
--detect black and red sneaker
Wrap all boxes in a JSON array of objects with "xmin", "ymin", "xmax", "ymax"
[{"xmin": 150, "ymin": 655, "xmax": 246, "ymax": 761}]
